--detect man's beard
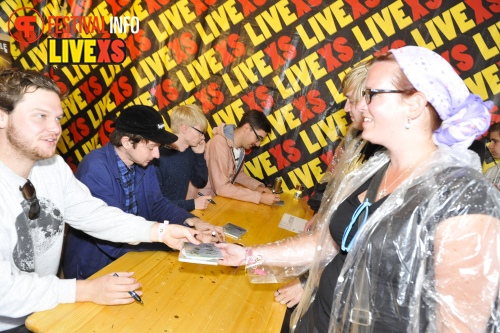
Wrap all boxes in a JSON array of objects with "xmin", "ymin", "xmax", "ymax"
[{"xmin": 7, "ymin": 124, "xmax": 56, "ymax": 160}]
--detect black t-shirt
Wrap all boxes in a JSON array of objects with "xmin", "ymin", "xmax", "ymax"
[{"xmin": 312, "ymin": 176, "xmax": 388, "ymax": 333}]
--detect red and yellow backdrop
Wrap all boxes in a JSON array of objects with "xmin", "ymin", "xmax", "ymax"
[{"xmin": 1, "ymin": 0, "xmax": 499, "ymax": 195}]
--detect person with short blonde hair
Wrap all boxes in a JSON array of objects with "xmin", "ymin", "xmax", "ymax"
[
  {"xmin": 155, "ymin": 104, "xmax": 214, "ymax": 211},
  {"xmin": 169, "ymin": 104, "xmax": 208, "ymax": 134}
]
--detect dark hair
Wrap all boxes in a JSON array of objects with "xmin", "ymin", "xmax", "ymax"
[
  {"xmin": 489, "ymin": 122, "xmax": 500, "ymax": 137},
  {"xmin": 237, "ymin": 110, "xmax": 272, "ymax": 133},
  {"xmin": 109, "ymin": 129, "xmax": 148, "ymax": 148},
  {"xmin": 0, "ymin": 69, "xmax": 62, "ymax": 114},
  {"xmin": 368, "ymin": 52, "xmax": 443, "ymax": 132}
]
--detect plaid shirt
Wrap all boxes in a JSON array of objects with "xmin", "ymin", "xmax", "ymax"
[{"xmin": 114, "ymin": 149, "xmax": 138, "ymax": 215}]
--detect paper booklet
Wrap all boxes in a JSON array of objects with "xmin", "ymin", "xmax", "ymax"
[
  {"xmin": 278, "ymin": 213, "xmax": 307, "ymax": 233},
  {"xmin": 178, "ymin": 242, "xmax": 223, "ymax": 265}
]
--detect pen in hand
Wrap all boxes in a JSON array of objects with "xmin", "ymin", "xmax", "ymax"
[
  {"xmin": 113, "ymin": 273, "xmax": 144, "ymax": 304},
  {"xmin": 198, "ymin": 192, "xmax": 216, "ymax": 205}
]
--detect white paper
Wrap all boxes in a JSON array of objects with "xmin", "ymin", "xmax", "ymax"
[{"xmin": 278, "ymin": 213, "xmax": 307, "ymax": 233}]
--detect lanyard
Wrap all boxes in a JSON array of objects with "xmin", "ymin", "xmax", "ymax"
[{"xmin": 341, "ymin": 162, "xmax": 389, "ymax": 252}]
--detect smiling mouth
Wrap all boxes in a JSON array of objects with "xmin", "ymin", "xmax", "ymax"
[
  {"xmin": 43, "ymin": 137, "xmax": 59, "ymax": 143},
  {"xmin": 364, "ymin": 118, "xmax": 372, "ymax": 122}
]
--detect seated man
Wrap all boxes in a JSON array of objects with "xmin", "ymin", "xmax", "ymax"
[
  {"xmin": 63, "ymin": 105, "xmax": 223, "ymax": 280},
  {"xmin": 200, "ymin": 110, "xmax": 280, "ymax": 205},
  {"xmin": 485, "ymin": 122, "xmax": 500, "ymax": 189},
  {"xmin": 155, "ymin": 104, "xmax": 213, "ymax": 211},
  {"xmin": 0, "ymin": 69, "xmax": 199, "ymax": 332}
]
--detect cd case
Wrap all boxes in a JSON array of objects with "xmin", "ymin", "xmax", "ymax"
[
  {"xmin": 222, "ymin": 222, "xmax": 248, "ymax": 239},
  {"xmin": 178, "ymin": 242, "xmax": 223, "ymax": 265}
]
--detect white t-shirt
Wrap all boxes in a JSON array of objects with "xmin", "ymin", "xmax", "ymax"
[{"xmin": 0, "ymin": 155, "xmax": 154, "ymax": 331}]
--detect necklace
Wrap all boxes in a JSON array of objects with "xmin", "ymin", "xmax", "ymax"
[{"xmin": 378, "ymin": 163, "xmax": 414, "ymax": 199}]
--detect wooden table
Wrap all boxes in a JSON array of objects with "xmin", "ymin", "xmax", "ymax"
[{"xmin": 26, "ymin": 193, "xmax": 314, "ymax": 333}]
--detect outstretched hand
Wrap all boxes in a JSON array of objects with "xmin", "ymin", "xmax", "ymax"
[
  {"xmin": 189, "ymin": 218, "xmax": 225, "ymax": 243},
  {"xmin": 215, "ymin": 243, "xmax": 246, "ymax": 266},
  {"xmin": 160, "ymin": 224, "xmax": 200, "ymax": 250}
]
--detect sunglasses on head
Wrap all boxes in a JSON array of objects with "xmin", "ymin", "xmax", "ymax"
[{"xmin": 20, "ymin": 179, "xmax": 40, "ymax": 220}]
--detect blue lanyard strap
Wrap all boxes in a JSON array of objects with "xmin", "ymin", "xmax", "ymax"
[{"xmin": 341, "ymin": 198, "xmax": 372, "ymax": 252}]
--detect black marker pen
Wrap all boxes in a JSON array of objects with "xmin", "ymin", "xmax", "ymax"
[
  {"xmin": 198, "ymin": 192, "xmax": 216, "ymax": 204},
  {"xmin": 113, "ymin": 273, "xmax": 143, "ymax": 304}
]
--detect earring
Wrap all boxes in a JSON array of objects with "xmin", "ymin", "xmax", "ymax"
[{"xmin": 405, "ymin": 118, "xmax": 412, "ymax": 129}]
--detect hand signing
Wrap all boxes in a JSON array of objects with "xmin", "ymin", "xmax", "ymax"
[
  {"xmin": 76, "ymin": 271, "xmax": 142, "ymax": 305},
  {"xmin": 260, "ymin": 193, "xmax": 281, "ymax": 205},
  {"xmin": 194, "ymin": 195, "xmax": 214, "ymax": 210}
]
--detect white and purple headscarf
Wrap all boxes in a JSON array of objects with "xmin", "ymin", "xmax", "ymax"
[{"xmin": 390, "ymin": 46, "xmax": 492, "ymax": 149}]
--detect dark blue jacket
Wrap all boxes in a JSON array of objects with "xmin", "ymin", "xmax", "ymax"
[
  {"xmin": 154, "ymin": 146, "xmax": 208, "ymax": 211},
  {"xmin": 62, "ymin": 142, "xmax": 194, "ymax": 279}
]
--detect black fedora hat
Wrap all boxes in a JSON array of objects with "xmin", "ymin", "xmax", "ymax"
[{"xmin": 114, "ymin": 105, "xmax": 177, "ymax": 145}]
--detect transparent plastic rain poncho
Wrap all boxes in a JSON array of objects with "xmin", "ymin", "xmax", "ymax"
[
  {"xmin": 244, "ymin": 127, "xmax": 369, "ymax": 282},
  {"xmin": 245, "ymin": 145, "xmax": 500, "ymax": 333}
]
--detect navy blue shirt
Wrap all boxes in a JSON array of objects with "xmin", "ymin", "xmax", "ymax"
[{"xmin": 154, "ymin": 146, "xmax": 208, "ymax": 211}]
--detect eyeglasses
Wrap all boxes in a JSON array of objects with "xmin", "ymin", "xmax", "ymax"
[
  {"xmin": 249, "ymin": 124, "xmax": 264, "ymax": 142},
  {"xmin": 363, "ymin": 89, "xmax": 404, "ymax": 104},
  {"xmin": 190, "ymin": 126, "xmax": 205, "ymax": 136},
  {"xmin": 20, "ymin": 179, "xmax": 40, "ymax": 220}
]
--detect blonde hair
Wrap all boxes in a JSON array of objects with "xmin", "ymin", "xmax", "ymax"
[
  {"xmin": 341, "ymin": 62, "xmax": 369, "ymax": 105},
  {"xmin": 170, "ymin": 104, "xmax": 207, "ymax": 133}
]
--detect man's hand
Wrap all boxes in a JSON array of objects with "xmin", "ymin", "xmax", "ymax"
[
  {"xmin": 194, "ymin": 196, "xmax": 212, "ymax": 210},
  {"xmin": 76, "ymin": 272, "xmax": 142, "ymax": 305},
  {"xmin": 257, "ymin": 185, "xmax": 273, "ymax": 194},
  {"xmin": 185, "ymin": 218, "xmax": 225, "ymax": 243},
  {"xmin": 191, "ymin": 140, "xmax": 206, "ymax": 154},
  {"xmin": 153, "ymin": 223, "xmax": 200, "ymax": 250},
  {"xmin": 274, "ymin": 278, "xmax": 304, "ymax": 308},
  {"xmin": 259, "ymin": 193, "xmax": 281, "ymax": 205}
]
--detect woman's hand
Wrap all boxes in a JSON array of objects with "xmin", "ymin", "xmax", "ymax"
[
  {"xmin": 274, "ymin": 278, "xmax": 304, "ymax": 308},
  {"xmin": 215, "ymin": 243, "xmax": 246, "ymax": 266},
  {"xmin": 304, "ymin": 215, "xmax": 317, "ymax": 232}
]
